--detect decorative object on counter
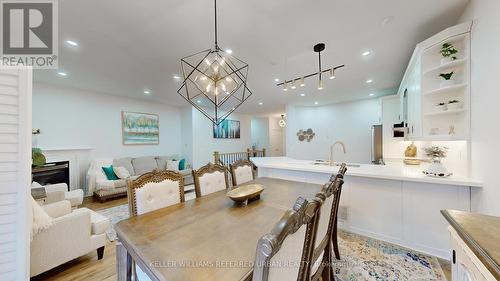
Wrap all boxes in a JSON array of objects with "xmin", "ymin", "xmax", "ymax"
[
  {"xmin": 448, "ymin": 125, "xmax": 456, "ymax": 135},
  {"xmin": 275, "ymin": 43, "xmax": 345, "ymax": 92},
  {"xmin": 429, "ymin": 128, "xmax": 440, "ymax": 135},
  {"xmin": 403, "ymin": 142, "xmax": 420, "ymax": 165},
  {"xmin": 423, "ymin": 146, "xmax": 451, "ymax": 177},
  {"xmin": 435, "ymin": 102, "xmax": 448, "ymax": 111},
  {"xmin": 447, "ymin": 99, "xmax": 462, "ymax": 110},
  {"xmin": 297, "ymin": 128, "xmax": 315, "ymax": 142},
  {"xmin": 440, "ymin": 42, "xmax": 459, "ymax": 64},
  {"xmin": 226, "ymin": 183, "xmax": 264, "ymax": 205},
  {"xmin": 278, "ymin": 114, "xmax": 286, "ymax": 128},
  {"xmin": 439, "ymin": 71, "xmax": 455, "ymax": 87},
  {"xmin": 32, "ymin": 148, "xmax": 46, "ymax": 167}
]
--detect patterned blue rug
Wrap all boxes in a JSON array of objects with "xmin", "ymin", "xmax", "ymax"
[{"xmin": 333, "ymin": 231, "xmax": 446, "ymax": 281}]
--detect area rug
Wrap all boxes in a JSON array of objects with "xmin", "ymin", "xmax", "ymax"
[
  {"xmin": 96, "ymin": 204, "xmax": 129, "ymax": 241},
  {"xmin": 333, "ymin": 230, "xmax": 446, "ymax": 281}
]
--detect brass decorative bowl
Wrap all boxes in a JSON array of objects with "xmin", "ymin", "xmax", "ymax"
[{"xmin": 227, "ymin": 184, "xmax": 264, "ymax": 203}]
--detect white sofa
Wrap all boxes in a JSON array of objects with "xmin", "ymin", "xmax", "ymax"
[
  {"xmin": 87, "ymin": 156, "xmax": 193, "ymax": 202},
  {"xmin": 30, "ymin": 200, "xmax": 111, "ymax": 277}
]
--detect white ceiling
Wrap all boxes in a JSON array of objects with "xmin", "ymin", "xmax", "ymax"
[{"xmin": 34, "ymin": 0, "xmax": 469, "ymax": 115}]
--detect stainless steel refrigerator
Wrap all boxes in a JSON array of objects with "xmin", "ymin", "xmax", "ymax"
[{"xmin": 371, "ymin": 125, "xmax": 384, "ymax": 164}]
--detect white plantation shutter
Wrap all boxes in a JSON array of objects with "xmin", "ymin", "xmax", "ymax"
[{"xmin": 0, "ymin": 68, "xmax": 32, "ymax": 280}]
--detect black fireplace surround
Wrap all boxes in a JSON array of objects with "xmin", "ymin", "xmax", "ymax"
[{"xmin": 32, "ymin": 161, "xmax": 70, "ymax": 191}]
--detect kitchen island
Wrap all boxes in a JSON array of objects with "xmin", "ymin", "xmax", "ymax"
[{"xmin": 251, "ymin": 157, "xmax": 482, "ymax": 259}]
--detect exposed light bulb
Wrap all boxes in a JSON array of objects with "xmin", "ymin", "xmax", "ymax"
[
  {"xmin": 299, "ymin": 77, "xmax": 305, "ymax": 87},
  {"xmin": 329, "ymin": 68, "xmax": 336, "ymax": 80},
  {"xmin": 225, "ymin": 77, "xmax": 232, "ymax": 82},
  {"xmin": 204, "ymin": 58, "xmax": 211, "ymax": 65},
  {"xmin": 317, "ymin": 79, "xmax": 323, "ymax": 90}
]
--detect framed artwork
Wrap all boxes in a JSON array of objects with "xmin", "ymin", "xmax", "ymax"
[
  {"xmin": 213, "ymin": 119, "xmax": 240, "ymax": 139},
  {"xmin": 122, "ymin": 111, "xmax": 159, "ymax": 145}
]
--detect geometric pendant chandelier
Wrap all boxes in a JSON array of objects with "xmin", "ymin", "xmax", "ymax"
[
  {"xmin": 276, "ymin": 43, "xmax": 345, "ymax": 92},
  {"xmin": 177, "ymin": 0, "xmax": 253, "ymax": 125}
]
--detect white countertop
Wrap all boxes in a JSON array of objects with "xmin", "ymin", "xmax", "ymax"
[{"xmin": 251, "ymin": 157, "xmax": 482, "ymax": 187}]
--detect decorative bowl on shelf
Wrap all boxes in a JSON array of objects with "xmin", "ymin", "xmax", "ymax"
[{"xmin": 227, "ymin": 184, "xmax": 264, "ymax": 204}]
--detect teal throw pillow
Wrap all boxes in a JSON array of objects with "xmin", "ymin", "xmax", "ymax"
[
  {"xmin": 179, "ymin": 159, "xmax": 186, "ymax": 170},
  {"xmin": 102, "ymin": 165, "xmax": 118, "ymax": 180}
]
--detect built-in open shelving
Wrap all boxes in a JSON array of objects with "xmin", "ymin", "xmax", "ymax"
[
  {"xmin": 424, "ymin": 108, "xmax": 466, "ymax": 117},
  {"xmin": 423, "ymin": 83, "xmax": 468, "ymax": 97}
]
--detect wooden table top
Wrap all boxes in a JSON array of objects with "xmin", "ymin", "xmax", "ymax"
[
  {"xmin": 441, "ymin": 209, "xmax": 500, "ymax": 280},
  {"xmin": 115, "ymin": 177, "xmax": 323, "ymax": 281}
]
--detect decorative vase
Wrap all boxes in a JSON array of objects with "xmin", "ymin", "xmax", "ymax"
[
  {"xmin": 440, "ymin": 79, "xmax": 456, "ymax": 88},
  {"xmin": 426, "ymin": 158, "xmax": 448, "ymax": 175}
]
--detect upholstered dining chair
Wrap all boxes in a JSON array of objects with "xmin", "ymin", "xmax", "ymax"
[
  {"xmin": 310, "ymin": 164, "xmax": 347, "ymax": 281},
  {"xmin": 229, "ymin": 159, "xmax": 254, "ymax": 186},
  {"xmin": 127, "ymin": 170, "xmax": 185, "ymax": 217},
  {"xmin": 252, "ymin": 196, "xmax": 322, "ymax": 281},
  {"xmin": 192, "ymin": 163, "xmax": 229, "ymax": 198}
]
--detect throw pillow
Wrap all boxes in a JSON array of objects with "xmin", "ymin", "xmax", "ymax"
[
  {"xmin": 31, "ymin": 196, "xmax": 53, "ymax": 240},
  {"xmin": 178, "ymin": 159, "xmax": 186, "ymax": 170},
  {"xmin": 166, "ymin": 160, "xmax": 180, "ymax": 171},
  {"xmin": 102, "ymin": 165, "xmax": 118, "ymax": 180},
  {"xmin": 113, "ymin": 166, "xmax": 131, "ymax": 179}
]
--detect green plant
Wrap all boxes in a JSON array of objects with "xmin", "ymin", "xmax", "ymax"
[
  {"xmin": 439, "ymin": 71, "xmax": 454, "ymax": 80},
  {"xmin": 440, "ymin": 43, "xmax": 458, "ymax": 60},
  {"xmin": 424, "ymin": 146, "xmax": 448, "ymax": 159},
  {"xmin": 448, "ymin": 100, "xmax": 460, "ymax": 104},
  {"xmin": 32, "ymin": 148, "xmax": 46, "ymax": 167}
]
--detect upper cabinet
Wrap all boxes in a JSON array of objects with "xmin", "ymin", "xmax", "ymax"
[{"xmin": 398, "ymin": 21, "xmax": 472, "ymax": 141}]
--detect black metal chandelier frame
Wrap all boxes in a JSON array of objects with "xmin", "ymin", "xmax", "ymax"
[{"xmin": 177, "ymin": 0, "xmax": 253, "ymax": 125}]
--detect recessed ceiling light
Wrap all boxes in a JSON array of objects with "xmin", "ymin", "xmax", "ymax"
[
  {"xmin": 225, "ymin": 49, "xmax": 233, "ymax": 54},
  {"xmin": 314, "ymin": 101, "xmax": 319, "ymax": 105},
  {"xmin": 300, "ymin": 93, "xmax": 305, "ymax": 97},
  {"xmin": 366, "ymin": 79, "xmax": 373, "ymax": 83},
  {"xmin": 173, "ymin": 75, "xmax": 180, "ymax": 80},
  {"xmin": 57, "ymin": 71, "xmax": 67, "ymax": 77},
  {"xmin": 65, "ymin": 40, "xmax": 78, "ymax": 47},
  {"xmin": 381, "ymin": 16, "xmax": 395, "ymax": 26},
  {"xmin": 258, "ymin": 102, "xmax": 263, "ymax": 105},
  {"xmin": 362, "ymin": 51, "xmax": 371, "ymax": 56},
  {"xmin": 144, "ymin": 90, "xmax": 151, "ymax": 94},
  {"xmin": 197, "ymin": 100, "xmax": 202, "ymax": 103},
  {"xmin": 369, "ymin": 93, "xmax": 375, "ymax": 96},
  {"xmin": 274, "ymin": 78, "xmax": 280, "ymax": 82}
]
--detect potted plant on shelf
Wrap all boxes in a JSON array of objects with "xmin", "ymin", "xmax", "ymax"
[
  {"xmin": 435, "ymin": 102, "xmax": 448, "ymax": 111},
  {"xmin": 440, "ymin": 43, "xmax": 459, "ymax": 64},
  {"xmin": 447, "ymin": 99, "xmax": 462, "ymax": 110},
  {"xmin": 439, "ymin": 71, "xmax": 455, "ymax": 87},
  {"xmin": 423, "ymin": 146, "xmax": 450, "ymax": 177}
]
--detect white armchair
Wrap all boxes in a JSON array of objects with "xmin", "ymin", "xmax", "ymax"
[
  {"xmin": 30, "ymin": 200, "xmax": 111, "ymax": 277},
  {"xmin": 86, "ymin": 158, "xmax": 113, "ymax": 194}
]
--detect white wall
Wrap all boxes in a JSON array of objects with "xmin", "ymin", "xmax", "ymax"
[
  {"xmin": 251, "ymin": 117, "xmax": 270, "ymax": 150},
  {"xmin": 286, "ymin": 99, "xmax": 381, "ymax": 163},
  {"xmin": 459, "ymin": 0, "xmax": 500, "ymax": 216},
  {"xmin": 190, "ymin": 108, "xmax": 252, "ymax": 168},
  {"xmin": 268, "ymin": 117, "xmax": 285, "ymax": 157}
]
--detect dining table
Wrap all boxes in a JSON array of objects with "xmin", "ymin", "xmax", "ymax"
[{"xmin": 115, "ymin": 177, "xmax": 324, "ymax": 281}]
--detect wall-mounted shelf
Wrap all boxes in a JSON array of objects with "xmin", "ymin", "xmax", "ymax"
[
  {"xmin": 423, "ymin": 83, "xmax": 468, "ymax": 97},
  {"xmin": 423, "ymin": 58, "xmax": 468, "ymax": 78},
  {"xmin": 424, "ymin": 108, "xmax": 466, "ymax": 117}
]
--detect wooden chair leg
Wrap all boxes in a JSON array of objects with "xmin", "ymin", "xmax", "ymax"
[
  {"xmin": 97, "ymin": 246, "xmax": 105, "ymax": 260},
  {"xmin": 332, "ymin": 218, "xmax": 340, "ymax": 260}
]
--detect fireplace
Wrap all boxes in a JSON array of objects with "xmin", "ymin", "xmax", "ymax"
[{"xmin": 32, "ymin": 161, "xmax": 70, "ymax": 191}]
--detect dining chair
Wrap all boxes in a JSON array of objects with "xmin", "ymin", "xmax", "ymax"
[
  {"xmin": 310, "ymin": 164, "xmax": 347, "ymax": 281},
  {"xmin": 127, "ymin": 170, "xmax": 185, "ymax": 217},
  {"xmin": 192, "ymin": 162, "xmax": 229, "ymax": 198},
  {"xmin": 252, "ymin": 196, "xmax": 322, "ymax": 281},
  {"xmin": 229, "ymin": 159, "xmax": 254, "ymax": 186}
]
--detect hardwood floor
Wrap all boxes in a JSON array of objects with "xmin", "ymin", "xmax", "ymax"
[{"xmin": 32, "ymin": 195, "xmax": 452, "ymax": 281}]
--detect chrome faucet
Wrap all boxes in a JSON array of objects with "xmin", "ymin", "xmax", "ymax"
[{"xmin": 330, "ymin": 141, "xmax": 346, "ymax": 166}]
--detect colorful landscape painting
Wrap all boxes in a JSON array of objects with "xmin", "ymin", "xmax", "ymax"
[
  {"xmin": 213, "ymin": 119, "xmax": 240, "ymax": 139},
  {"xmin": 122, "ymin": 111, "xmax": 159, "ymax": 145}
]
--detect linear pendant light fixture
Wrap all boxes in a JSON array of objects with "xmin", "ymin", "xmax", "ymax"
[
  {"xmin": 277, "ymin": 43, "xmax": 344, "ymax": 91},
  {"xmin": 177, "ymin": 0, "xmax": 253, "ymax": 125}
]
